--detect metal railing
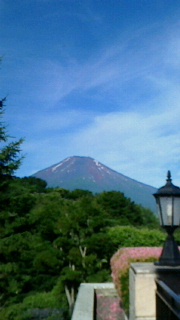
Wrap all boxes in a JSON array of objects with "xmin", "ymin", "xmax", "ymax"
[{"xmin": 156, "ymin": 279, "xmax": 180, "ymax": 320}]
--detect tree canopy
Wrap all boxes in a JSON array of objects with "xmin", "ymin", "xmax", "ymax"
[
  {"xmin": 0, "ymin": 98, "xmax": 23, "ymax": 178},
  {"xmin": 0, "ymin": 175, "xmax": 165, "ymax": 320}
]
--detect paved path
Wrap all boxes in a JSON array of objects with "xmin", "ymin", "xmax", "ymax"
[{"xmin": 96, "ymin": 293, "xmax": 126, "ymax": 320}]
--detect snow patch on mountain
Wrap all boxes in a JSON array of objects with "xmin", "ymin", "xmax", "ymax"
[
  {"xmin": 94, "ymin": 159, "xmax": 100, "ymax": 167},
  {"xmin": 52, "ymin": 163, "xmax": 63, "ymax": 172}
]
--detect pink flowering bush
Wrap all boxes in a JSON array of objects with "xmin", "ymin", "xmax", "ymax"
[{"xmin": 110, "ymin": 247, "xmax": 162, "ymax": 313}]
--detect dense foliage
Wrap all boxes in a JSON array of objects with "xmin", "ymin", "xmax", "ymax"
[
  {"xmin": 0, "ymin": 98, "xmax": 174, "ymax": 320},
  {"xmin": 0, "ymin": 175, "xmax": 164, "ymax": 319}
]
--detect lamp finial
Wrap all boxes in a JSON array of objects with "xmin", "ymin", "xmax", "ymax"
[{"xmin": 167, "ymin": 170, "xmax": 172, "ymax": 182}]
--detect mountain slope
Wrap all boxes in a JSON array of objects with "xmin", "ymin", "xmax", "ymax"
[{"xmin": 32, "ymin": 156, "xmax": 157, "ymax": 211}]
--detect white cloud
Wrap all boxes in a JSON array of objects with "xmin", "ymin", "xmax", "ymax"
[
  {"xmin": 64, "ymin": 87, "xmax": 180, "ymax": 187},
  {"xmin": 5, "ymin": 18, "xmax": 178, "ymax": 115},
  {"xmin": 5, "ymin": 9, "xmax": 180, "ymax": 188}
]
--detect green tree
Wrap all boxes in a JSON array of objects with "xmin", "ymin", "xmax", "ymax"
[
  {"xmin": 95, "ymin": 191, "xmax": 157, "ymax": 227},
  {"xmin": 0, "ymin": 98, "xmax": 24, "ymax": 217},
  {"xmin": 0, "ymin": 98, "xmax": 23, "ymax": 178}
]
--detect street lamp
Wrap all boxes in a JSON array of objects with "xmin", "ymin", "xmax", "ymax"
[{"xmin": 153, "ymin": 171, "xmax": 180, "ymax": 266}]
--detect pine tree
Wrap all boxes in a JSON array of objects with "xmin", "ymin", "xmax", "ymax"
[{"xmin": 0, "ymin": 98, "xmax": 24, "ymax": 178}]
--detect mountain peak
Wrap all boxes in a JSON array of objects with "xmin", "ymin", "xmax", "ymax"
[{"xmin": 32, "ymin": 156, "xmax": 156, "ymax": 211}]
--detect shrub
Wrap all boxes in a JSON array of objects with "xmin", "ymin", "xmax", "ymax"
[
  {"xmin": 110, "ymin": 247, "xmax": 162, "ymax": 314},
  {"xmin": 0, "ymin": 289, "xmax": 68, "ymax": 320},
  {"xmin": 107, "ymin": 226, "xmax": 165, "ymax": 251}
]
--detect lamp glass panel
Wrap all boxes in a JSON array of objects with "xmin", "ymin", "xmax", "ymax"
[
  {"xmin": 173, "ymin": 197, "xmax": 180, "ymax": 226},
  {"xmin": 159, "ymin": 196, "xmax": 173, "ymax": 226},
  {"xmin": 156, "ymin": 198, "xmax": 163, "ymax": 225}
]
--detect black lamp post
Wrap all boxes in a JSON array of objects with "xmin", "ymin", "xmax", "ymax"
[{"xmin": 153, "ymin": 171, "xmax": 180, "ymax": 266}]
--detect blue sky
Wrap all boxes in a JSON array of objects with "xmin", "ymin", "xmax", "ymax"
[{"xmin": 1, "ymin": 0, "xmax": 180, "ymax": 187}]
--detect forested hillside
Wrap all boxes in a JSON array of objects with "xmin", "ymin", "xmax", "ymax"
[{"xmin": 0, "ymin": 175, "xmax": 166, "ymax": 320}]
